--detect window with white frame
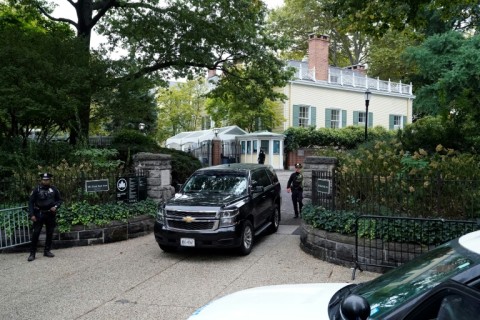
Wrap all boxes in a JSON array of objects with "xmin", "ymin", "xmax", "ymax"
[
  {"xmin": 299, "ymin": 106, "xmax": 309, "ymax": 127},
  {"xmin": 393, "ymin": 115, "xmax": 402, "ymax": 129},
  {"xmin": 331, "ymin": 109, "xmax": 340, "ymax": 128},
  {"xmin": 358, "ymin": 111, "xmax": 366, "ymax": 124},
  {"xmin": 294, "ymin": 105, "xmax": 317, "ymax": 128}
]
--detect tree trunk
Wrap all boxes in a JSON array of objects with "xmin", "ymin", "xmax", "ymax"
[{"xmin": 69, "ymin": 0, "xmax": 93, "ymax": 145}]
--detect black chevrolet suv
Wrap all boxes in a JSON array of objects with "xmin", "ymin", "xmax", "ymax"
[{"xmin": 154, "ymin": 163, "xmax": 281, "ymax": 255}]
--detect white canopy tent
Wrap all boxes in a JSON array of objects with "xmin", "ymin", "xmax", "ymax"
[{"xmin": 165, "ymin": 126, "xmax": 247, "ymax": 151}]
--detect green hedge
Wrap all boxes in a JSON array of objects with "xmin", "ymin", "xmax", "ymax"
[
  {"xmin": 301, "ymin": 204, "xmax": 478, "ymax": 246},
  {"xmin": 56, "ymin": 199, "xmax": 158, "ymax": 232},
  {"xmin": 0, "ymin": 199, "xmax": 158, "ymax": 236}
]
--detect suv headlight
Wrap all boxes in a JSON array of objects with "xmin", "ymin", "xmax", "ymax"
[
  {"xmin": 157, "ymin": 205, "xmax": 166, "ymax": 224},
  {"xmin": 219, "ymin": 208, "xmax": 240, "ymax": 227}
]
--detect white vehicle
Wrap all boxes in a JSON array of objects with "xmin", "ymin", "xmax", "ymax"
[{"xmin": 189, "ymin": 230, "xmax": 480, "ymax": 320}]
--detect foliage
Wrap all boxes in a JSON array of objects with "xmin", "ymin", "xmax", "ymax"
[
  {"xmin": 404, "ymin": 32, "xmax": 480, "ymax": 151},
  {"xmin": 398, "ymin": 116, "xmax": 461, "ymax": 153},
  {"xmin": 302, "ymin": 204, "xmax": 357, "ymax": 234},
  {"xmin": 8, "ymin": 0, "xmax": 293, "ymax": 143},
  {"xmin": 0, "ymin": 3, "xmax": 90, "ymax": 145},
  {"xmin": 302, "ymin": 204, "xmax": 478, "ymax": 245},
  {"xmin": 367, "ymin": 28, "xmax": 422, "ymax": 81},
  {"xmin": 111, "ymin": 129, "xmax": 160, "ymax": 166},
  {"xmin": 206, "ymin": 60, "xmax": 293, "ymax": 132},
  {"xmin": 329, "ymin": 139, "xmax": 480, "ymax": 219},
  {"xmin": 322, "ymin": 0, "xmax": 478, "ymax": 38},
  {"xmin": 283, "ymin": 126, "xmax": 394, "ymax": 152},
  {"xmin": 54, "ymin": 199, "xmax": 157, "ymax": 233},
  {"xmin": 156, "ymin": 79, "xmax": 208, "ymax": 143},
  {"xmin": 267, "ymin": 0, "xmax": 369, "ymax": 66},
  {"xmin": 91, "ymin": 72, "xmax": 159, "ymax": 137}
]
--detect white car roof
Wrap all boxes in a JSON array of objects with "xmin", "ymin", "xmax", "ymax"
[{"xmin": 459, "ymin": 229, "xmax": 480, "ymax": 255}]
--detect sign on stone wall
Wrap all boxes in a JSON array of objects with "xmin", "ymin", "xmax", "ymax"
[
  {"xmin": 116, "ymin": 176, "xmax": 147, "ymax": 203},
  {"xmin": 85, "ymin": 179, "xmax": 109, "ymax": 192}
]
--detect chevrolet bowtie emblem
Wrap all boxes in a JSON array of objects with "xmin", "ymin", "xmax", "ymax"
[{"xmin": 183, "ymin": 216, "xmax": 195, "ymax": 223}]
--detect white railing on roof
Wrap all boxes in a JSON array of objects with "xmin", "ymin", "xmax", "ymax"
[{"xmin": 293, "ymin": 66, "xmax": 413, "ymax": 95}]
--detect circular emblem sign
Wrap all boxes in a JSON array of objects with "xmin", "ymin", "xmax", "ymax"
[{"xmin": 117, "ymin": 178, "xmax": 127, "ymax": 192}]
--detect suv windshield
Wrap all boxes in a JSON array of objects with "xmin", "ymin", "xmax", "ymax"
[
  {"xmin": 347, "ymin": 241, "xmax": 480, "ymax": 319},
  {"xmin": 182, "ymin": 173, "xmax": 248, "ymax": 196}
]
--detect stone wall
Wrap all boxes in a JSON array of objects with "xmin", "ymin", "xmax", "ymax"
[
  {"xmin": 133, "ymin": 152, "xmax": 175, "ymax": 203},
  {"xmin": 3, "ymin": 215, "xmax": 155, "ymax": 253},
  {"xmin": 302, "ymin": 156, "xmax": 338, "ymax": 206}
]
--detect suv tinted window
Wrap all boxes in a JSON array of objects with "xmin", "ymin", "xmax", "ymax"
[
  {"xmin": 251, "ymin": 169, "xmax": 271, "ymax": 188},
  {"xmin": 183, "ymin": 173, "xmax": 248, "ymax": 196}
]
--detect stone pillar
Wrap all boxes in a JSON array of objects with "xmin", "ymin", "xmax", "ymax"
[
  {"xmin": 212, "ymin": 137, "xmax": 221, "ymax": 166},
  {"xmin": 132, "ymin": 153, "xmax": 175, "ymax": 203},
  {"xmin": 303, "ymin": 156, "xmax": 338, "ymax": 205}
]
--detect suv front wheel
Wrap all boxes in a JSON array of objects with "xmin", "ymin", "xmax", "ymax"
[
  {"xmin": 238, "ymin": 221, "xmax": 253, "ymax": 255},
  {"xmin": 268, "ymin": 204, "xmax": 280, "ymax": 234}
]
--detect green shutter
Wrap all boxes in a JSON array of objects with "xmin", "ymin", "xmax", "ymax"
[
  {"xmin": 403, "ymin": 116, "xmax": 407, "ymax": 128},
  {"xmin": 293, "ymin": 105, "xmax": 300, "ymax": 127},
  {"xmin": 353, "ymin": 111, "xmax": 359, "ymax": 125},
  {"xmin": 311, "ymin": 106, "xmax": 317, "ymax": 128},
  {"xmin": 342, "ymin": 110, "xmax": 347, "ymax": 128},
  {"xmin": 368, "ymin": 112, "xmax": 373, "ymax": 128},
  {"xmin": 325, "ymin": 108, "xmax": 331, "ymax": 128},
  {"xmin": 389, "ymin": 115, "xmax": 394, "ymax": 130}
]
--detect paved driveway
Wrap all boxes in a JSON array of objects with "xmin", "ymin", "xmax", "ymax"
[
  {"xmin": 0, "ymin": 230, "xmax": 378, "ymax": 320},
  {"xmin": 0, "ymin": 169, "xmax": 379, "ymax": 320}
]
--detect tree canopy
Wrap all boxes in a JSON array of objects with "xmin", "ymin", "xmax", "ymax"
[
  {"xmin": 404, "ymin": 31, "xmax": 480, "ymax": 150},
  {"xmin": 268, "ymin": 0, "xmax": 369, "ymax": 66},
  {"xmin": 0, "ymin": 3, "xmax": 91, "ymax": 145},
  {"xmin": 7, "ymin": 0, "xmax": 292, "ymax": 143}
]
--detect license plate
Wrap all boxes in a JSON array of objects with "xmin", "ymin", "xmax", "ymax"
[{"xmin": 180, "ymin": 238, "xmax": 195, "ymax": 247}]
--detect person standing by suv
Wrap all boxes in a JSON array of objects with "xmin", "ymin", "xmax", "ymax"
[{"xmin": 287, "ymin": 163, "xmax": 304, "ymax": 218}]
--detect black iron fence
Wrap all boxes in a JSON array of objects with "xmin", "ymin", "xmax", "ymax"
[
  {"xmin": 0, "ymin": 206, "xmax": 30, "ymax": 250},
  {"xmin": 0, "ymin": 169, "xmax": 146, "ymax": 209},
  {"xmin": 312, "ymin": 171, "xmax": 480, "ymax": 220},
  {"xmin": 352, "ymin": 215, "xmax": 480, "ymax": 279}
]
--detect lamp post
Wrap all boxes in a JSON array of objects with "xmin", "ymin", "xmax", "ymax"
[
  {"xmin": 364, "ymin": 90, "xmax": 371, "ymax": 141},
  {"xmin": 213, "ymin": 127, "xmax": 219, "ymax": 138}
]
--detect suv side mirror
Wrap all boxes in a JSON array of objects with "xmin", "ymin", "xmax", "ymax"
[{"xmin": 252, "ymin": 185, "xmax": 264, "ymax": 193}]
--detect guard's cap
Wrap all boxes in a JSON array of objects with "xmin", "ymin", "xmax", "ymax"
[
  {"xmin": 40, "ymin": 173, "xmax": 53, "ymax": 180},
  {"xmin": 295, "ymin": 163, "xmax": 302, "ymax": 168}
]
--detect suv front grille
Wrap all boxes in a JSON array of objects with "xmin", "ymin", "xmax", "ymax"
[
  {"xmin": 168, "ymin": 220, "xmax": 215, "ymax": 231},
  {"xmin": 166, "ymin": 210, "xmax": 217, "ymax": 219},
  {"xmin": 165, "ymin": 209, "xmax": 219, "ymax": 231}
]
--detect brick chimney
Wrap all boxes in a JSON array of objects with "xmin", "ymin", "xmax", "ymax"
[
  {"xmin": 308, "ymin": 34, "xmax": 330, "ymax": 81},
  {"xmin": 347, "ymin": 64, "xmax": 367, "ymax": 75}
]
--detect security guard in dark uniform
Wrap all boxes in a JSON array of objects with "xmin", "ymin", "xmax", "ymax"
[
  {"xmin": 287, "ymin": 163, "xmax": 304, "ymax": 218},
  {"xmin": 28, "ymin": 173, "xmax": 62, "ymax": 262}
]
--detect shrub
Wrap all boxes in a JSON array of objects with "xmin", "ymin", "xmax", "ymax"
[
  {"xmin": 55, "ymin": 198, "xmax": 158, "ymax": 233},
  {"xmin": 156, "ymin": 147, "xmax": 202, "ymax": 188}
]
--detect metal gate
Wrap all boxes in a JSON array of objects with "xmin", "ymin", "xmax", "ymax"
[
  {"xmin": 352, "ymin": 215, "xmax": 479, "ymax": 279},
  {"xmin": 1, "ymin": 206, "xmax": 31, "ymax": 250},
  {"xmin": 312, "ymin": 170, "xmax": 336, "ymax": 210}
]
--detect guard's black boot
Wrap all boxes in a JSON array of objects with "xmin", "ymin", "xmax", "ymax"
[
  {"xmin": 28, "ymin": 253, "xmax": 35, "ymax": 262},
  {"xmin": 44, "ymin": 251, "xmax": 55, "ymax": 258}
]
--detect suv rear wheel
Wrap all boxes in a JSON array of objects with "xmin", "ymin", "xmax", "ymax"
[{"xmin": 238, "ymin": 221, "xmax": 253, "ymax": 255}]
